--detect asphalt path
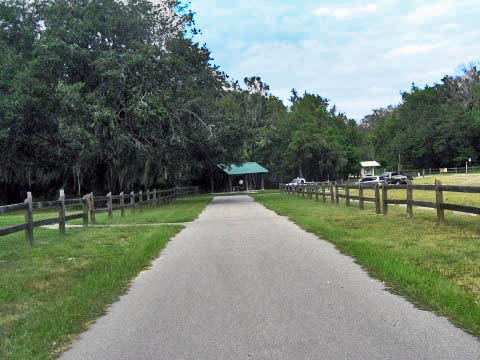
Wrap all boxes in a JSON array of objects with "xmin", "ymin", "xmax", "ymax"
[{"xmin": 62, "ymin": 195, "xmax": 480, "ymax": 359}]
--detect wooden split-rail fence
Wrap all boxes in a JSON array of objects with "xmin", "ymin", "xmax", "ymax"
[
  {"xmin": 279, "ymin": 180, "xmax": 480, "ymax": 222},
  {"xmin": 0, "ymin": 186, "xmax": 198, "ymax": 245}
]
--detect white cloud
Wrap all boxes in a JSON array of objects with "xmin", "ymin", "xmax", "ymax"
[
  {"xmin": 314, "ymin": 4, "xmax": 377, "ymax": 19},
  {"xmin": 385, "ymin": 43, "xmax": 444, "ymax": 58},
  {"xmin": 190, "ymin": 0, "xmax": 480, "ymax": 120},
  {"xmin": 439, "ymin": 23, "xmax": 459, "ymax": 31},
  {"xmin": 407, "ymin": 1, "xmax": 455, "ymax": 24}
]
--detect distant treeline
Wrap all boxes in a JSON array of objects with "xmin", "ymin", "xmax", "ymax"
[
  {"xmin": 1, "ymin": 0, "xmax": 479, "ymax": 202},
  {"xmin": 359, "ymin": 68, "xmax": 480, "ymax": 170}
]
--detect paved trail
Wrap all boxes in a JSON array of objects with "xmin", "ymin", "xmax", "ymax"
[{"xmin": 62, "ymin": 195, "xmax": 480, "ymax": 360}]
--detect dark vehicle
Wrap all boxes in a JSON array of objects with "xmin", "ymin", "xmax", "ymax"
[{"xmin": 381, "ymin": 172, "xmax": 408, "ymax": 184}]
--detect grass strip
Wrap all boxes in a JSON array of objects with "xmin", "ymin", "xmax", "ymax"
[
  {"xmin": 252, "ymin": 192, "xmax": 480, "ymax": 338},
  {"xmin": 1, "ymin": 195, "xmax": 212, "ymax": 359},
  {"xmin": 0, "ymin": 195, "xmax": 212, "ymax": 227},
  {"xmin": 0, "ymin": 226, "xmax": 183, "ymax": 359},
  {"xmin": 90, "ymin": 195, "xmax": 213, "ymax": 225}
]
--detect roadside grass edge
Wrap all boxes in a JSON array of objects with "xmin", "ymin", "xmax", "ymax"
[
  {"xmin": 252, "ymin": 193, "xmax": 480, "ymax": 338},
  {"xmin": 2, "ymin": 226, "xmax": 183, "ymax": 359}
]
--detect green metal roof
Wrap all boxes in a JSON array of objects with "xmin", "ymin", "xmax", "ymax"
[{"xmin": 217, "ymin": 162, "xmax": 269, "ymax": 175}]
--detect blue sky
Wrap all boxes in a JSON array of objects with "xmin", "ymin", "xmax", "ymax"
[{"xmin": 187, "ymin": 0, "xmax": 480, "ymax": 121}]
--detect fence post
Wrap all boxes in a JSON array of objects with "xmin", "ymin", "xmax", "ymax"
[
  {"xmin": 302, "ymin": 185, "xmax": 305, "ymax": 198},
  {"xmin": 375, "ymin": 184, "xmax": 381, "ymax": 214},
  {"xmin": 82, "ymin": 194, "xmax": 89, "ymax": 227},
  {"xmin": 330, "ymin": 183, "xmax": 334, "ymax": 204},
  {"xmin": 130, "ymin": 191, "xmax": 136, "ymax": 215},
  {"xmin": 24, "ymin": 192, "xmax": 34, "ymax": 245},
  {"xmin": 315, "ymin": 185, "xmax": 319, "ymax": 201},
  {"xmin": 359, "ymin": 184, "xmax": 364, "ymax": 210},
  {"xmin": 90, "ymin": 193, "xmax": 96, "ymax": 224},
  {"xmin": 435, "ymin": 179, "xmax": 444, "ymax": 222},
  {"xmin": 58, "ymin": 189, "xmax": 66, "ymax": 235},
  {"xmin": 139, "ymin": 190, "xmax": 143, "ymax": 212},
  {"xmin": 120, "ymin": 192, "xmax": 125, "ymax": 217},
  {"xmin": 107, "ymin": 192, "xmax": 113, "ymax": 224},
  {"xmin": 153, "ymin": 189, "xmax": 157, "ymax": 206},
  {"xmin": 406, "ymin": 181, "xmax": 413, "ymax": 218},
  {"xmin": 322, "ymin": 184, "xmax": 326, "ymax": 202},
  {"xmin": 335, "ymin": 182, "xmax": 339, "ymax": 204},
  {"xmin": 382, "ymin": 184, "xmax": 388, "ymax": 216},
  {"xmin": 346, "ymin": 183, "xmax": 350, "ymax": 207}
]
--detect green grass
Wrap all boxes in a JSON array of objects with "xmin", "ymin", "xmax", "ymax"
[
  {"xmin": 0, "ymin": 195, "xmax": 212, "ymax": 359},
  {"xmin": 78, "ymin": 195, "xmax": 212, "ymax": 225},
  {"xmin": 0, "ymin": 195, "xmax": 212, "ymax": 227},
  {"xmin": 344, "ymin": 173, "xmax": 480, "ymax": 209},
  {"xmin": 252, "ymin": 192, "xmax": 480, "ymax": 338}
]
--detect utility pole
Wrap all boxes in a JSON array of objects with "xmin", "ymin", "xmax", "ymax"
[{"xmin": 398, "ymin": 153, "xmax": 401, "ymax": 173}]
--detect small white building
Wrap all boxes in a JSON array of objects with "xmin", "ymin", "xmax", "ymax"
[{"xmin": 360, "ymin": 161, "xmax": 380, "ymax": 177}]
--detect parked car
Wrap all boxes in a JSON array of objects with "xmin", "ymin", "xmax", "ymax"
[
  {"xmin": 381, "ymin": 172, "xmax": 408, "ymax": 184},
  {"xmin": 357, "ymin": 175, "xmax": 385, "ymax": 185}
]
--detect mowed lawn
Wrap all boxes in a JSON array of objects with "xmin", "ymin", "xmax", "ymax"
[
  {"xmin": 253, "ymin": 192, "xmax": 480, "ymax": 338},
  {"xmin": 347, "ymin": 173, "xmax": 480, "ymax": 209},
  {"xmin": 0, "ymin": 195, "xmax": 212, "ymax": 360},
  {"xmin": 0, "ymin": 195, "xmax": 212, "ymax": 228}
]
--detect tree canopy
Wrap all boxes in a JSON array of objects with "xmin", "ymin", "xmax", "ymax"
[
  {"xmin": 1, "ymin": 0, "xmax": 478, "ymax": 201},
  {"xmin": 359, "ymin": 67, "xmax": 480, "ymax": 170}
]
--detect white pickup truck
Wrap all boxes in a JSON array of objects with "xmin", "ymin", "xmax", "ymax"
[{"xmin": 287, "ymin": 177, "xmax": 313, "ymax": 186}]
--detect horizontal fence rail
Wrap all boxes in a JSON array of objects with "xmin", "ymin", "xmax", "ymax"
[
  {"xmin": 279, "ymin": 180, "xmax": 480, "ymax": 222},
  {"xmin": 0, "ymin": 186, "xmax": 199, "ymax": 245}
]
